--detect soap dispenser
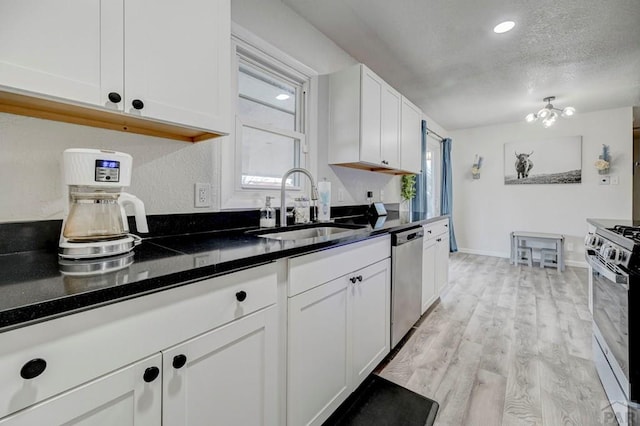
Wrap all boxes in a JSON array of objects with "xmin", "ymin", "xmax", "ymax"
[{"xmin": 260, "ymin": 196, "xmax": 276, "ymax": 228}]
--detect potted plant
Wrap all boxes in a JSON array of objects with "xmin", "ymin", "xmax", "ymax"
[{"xmin": 400, "ymin": 174, "xmax": 416, "ymax": 212}]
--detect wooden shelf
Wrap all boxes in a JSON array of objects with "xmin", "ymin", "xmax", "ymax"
[
  {"xmin": 333, "ymin": 162, "xmax": 417, "ymax": 175},
  {"xmin": 0, "ymin": 90, "xmax": 226, "ymax": 143}
]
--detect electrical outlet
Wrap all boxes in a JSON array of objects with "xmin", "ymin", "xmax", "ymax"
[
  {"xmin": 195, "ymin": 183, "xmax": 211, "ymax": 208},
  {"xmin": 194, "ymin": 254, "xmax": 210, "ymax": 267},
  {"xmin": 380, "ymin": 190, "xmax": 384, "ymax": 202},
  {"xmin": 599, "ymin": 176, "xmax": 610, "ymax": 185}
]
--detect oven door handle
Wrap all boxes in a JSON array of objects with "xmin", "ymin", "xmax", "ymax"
[{"xmin": 585, "ymin": 253, "xmax": 629, "ymax": 288}]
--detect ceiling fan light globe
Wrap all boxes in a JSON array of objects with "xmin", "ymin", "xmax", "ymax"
[
  {"xmin": 525, "ymin": 113, "xmax": 537, "ymax": 123},
  {"xmin": 542, "ymin": 115, "xmax": 556, "ymax": 127},
  {"xmin": 538, "ymin": 108, "xmax": 550, "ymax": 119},
  {"xmin": 562, "ymin": 106, "xmax": 575, "ymax": 117}
]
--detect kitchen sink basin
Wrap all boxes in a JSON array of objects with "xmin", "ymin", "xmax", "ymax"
[{"xmin": 250, "ymin": 223, "xmax": 368, "ymax": 241}]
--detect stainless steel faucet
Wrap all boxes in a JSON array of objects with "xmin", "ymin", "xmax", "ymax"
[{"xmin": 280, "ymin": 168, "xmax": 319, "ymax": 227}]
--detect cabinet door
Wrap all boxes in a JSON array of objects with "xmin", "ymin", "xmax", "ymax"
[
  {"xmin": 435, "ymin": 233, "xmax": 450, "ymax": 295},
  {"xmin": 360, "ymin": 67, "xmax": 382, "ymax": 165},
  {"xmin": 124, "ymin": 0, "xmax": 230, "ymax": 132},
  {"xmin": 162, "ymin": 307, "xmax": 278, "ymax": 426},
  {"xmin": 351, "ymin": 259, "xmax": 391, "ymax": 385},
  {"xmin": 381, "ymin": 86, "xmax": 401, "ymax": 169},
  {"xmin": 422, "ymin": 237, "xmax": 437, "ymax": 314},
  {"xmin": 288, "ymin": 276, "xmax": 350, "ymax": 426},
  {"xmin": 0, "ymin": 354, "xmax": 161, "ymax": 426},
  {"xmin": 400, "ymin": 96, "xmax": 423, "ymax": 174},
  {"xmin": 0, "ymin": 0, "xmax": 123, "ymax": 108}
]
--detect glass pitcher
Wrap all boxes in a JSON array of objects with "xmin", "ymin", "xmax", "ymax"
[{"xmin": 62, "ymin": 188, "xmax": 126, "ymax": 241}]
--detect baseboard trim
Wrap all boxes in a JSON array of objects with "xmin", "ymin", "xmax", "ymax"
[
  {"xmin": 457, "ymin": 248, "xmax": 509, "ymax": 258},
  {"xmin": 456, "ymin": 248, "xmax": 588, "ymax": 269}
]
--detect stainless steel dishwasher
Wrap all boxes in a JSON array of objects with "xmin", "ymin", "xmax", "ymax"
[{"xmin": 391, "ymin": 226, "xmax": 424, "ymax": 348}]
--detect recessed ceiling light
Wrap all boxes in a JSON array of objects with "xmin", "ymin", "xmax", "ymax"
[
  {"xmin": 276, "ymin": 94, "xmax": 290, "ymax": 100},
  {"xmin": 493, "ymin": 21, "xmax": 515, "ymax": 34}
]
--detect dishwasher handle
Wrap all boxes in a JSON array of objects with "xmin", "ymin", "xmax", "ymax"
[{"xmin": 392, "ymin": 228, "xmax": 424, "ymax": 246}]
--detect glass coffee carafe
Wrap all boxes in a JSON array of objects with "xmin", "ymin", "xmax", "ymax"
[{"xmin": 62, "ymin": 187, "xmax": 127, "ymax": 242}]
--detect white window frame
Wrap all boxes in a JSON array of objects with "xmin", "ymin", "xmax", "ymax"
[
  {"xmin": 218, "ymin": 23, "xmax": 318, "ymax": 210},
  {"xmin": 426, "ymin": 137, "xmax": 442, "ymax": 216}
]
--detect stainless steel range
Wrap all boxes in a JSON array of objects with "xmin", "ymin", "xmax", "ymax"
[{"xmin": 585, "ymin": 224, "xmax": 639, "ymax": 425}]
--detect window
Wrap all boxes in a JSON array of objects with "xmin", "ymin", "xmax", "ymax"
[
  {"xmin": 425, "ymin": 140, "xmax": 441, "ymax": 215},
  {"xmin": 235, "ymin": 54, "xmax": 307, "ymax": 190},
  {"xmin": 220, "ymin": 27, "xmax": 317, "ymax": 210}
]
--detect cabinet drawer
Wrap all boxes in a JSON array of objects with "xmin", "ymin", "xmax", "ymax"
[
  {"xmin": 0, "ymin": 263, "xmax": 276, "ymax": 419},
  {"xmin": 288, "ymin": 235, "xmax": 390, "ymax": 297},
  {"xmin": 423, "ymin": 219, "xmax": 449, "ymax": 240}
]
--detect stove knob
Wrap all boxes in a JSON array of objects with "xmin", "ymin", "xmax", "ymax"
[
  {"xmin": 594, "ymin": 237, "xmax": 603, "ymax": 248},
  {"xmin": 607, "ymin": 247, "xmax": 619, "ymax": 263}
]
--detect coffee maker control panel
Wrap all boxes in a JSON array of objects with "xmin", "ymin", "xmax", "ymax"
[{"xmin": 95, "ymin": 160, "xmax": 120, "ymax": 182}]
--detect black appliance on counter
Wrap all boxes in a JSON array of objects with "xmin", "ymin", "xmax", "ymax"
[{"xmin": 585, "ymin": 224, "xmax": 639, "ymax": 424}]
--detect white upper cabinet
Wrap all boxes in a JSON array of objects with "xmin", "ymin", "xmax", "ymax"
[
  {"xmin": 0, "ymin": 0, "xmax": 120, "ymax": 107},
  {"xmin": 0, "ymin": 0, "xmax": 230, "ymax": 140},
  {"xmin": 123, "ymin": 0, "xmax": 230, "ymax": 132},
  {"xmin": 329, "ymin": 63, "xmax": 418, "ymax": 174},
  {"xmin": 381, "ymin": 85, "xmax": 401, "ymax": 169},
  {"xmin": 401, "ymin": 96, "xmax": 423, "ymax": 174}
]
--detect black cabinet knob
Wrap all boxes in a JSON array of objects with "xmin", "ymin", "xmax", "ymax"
[
  {"xmin": 143, "ymin": 366, "xmax": 160, "ymax": 383},
  {"xmin": 20, "ymin": 358, "xmax": 47, "ymax": 379},
  {"xmin": 236, "ymin": 291, "xmax": 247, "ymax": 302},
  {"xmin": 357, "ymin": 275, "xmax": 363, "ymax": 282},
  {"xmin": 427, "ymin": 230, "xmax": 432, "ymax": 234},
  {"xmin": 108, "ymin": 92, "xmax": 122, "ymax": 103},
  {"xmin": 436, "ymin": 238, "xmax": 442, "ymax": 242},
  {"xmin": 349, "ymin": 277, "xmax": 357, "ymax": 284},
  {"xmin": 172, "ymin": 354, "xmax": 187, "ymax": 369},
  {"xmin": 132, "ymin": 99, "xmax": 144, "ymax": 110}
]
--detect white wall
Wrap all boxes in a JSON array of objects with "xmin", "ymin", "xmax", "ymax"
[
  {"xmin": 0, "ymin": 113, "xmax": 212, "ymax": 222},
  {"xmin": 450, "ymin": 107, "xmax": 633, "ymax": 265}
]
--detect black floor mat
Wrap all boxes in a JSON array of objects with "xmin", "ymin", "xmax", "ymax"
[{"xmin": 322, "ymin": 374, "xmax": 439, "ymax": 426}]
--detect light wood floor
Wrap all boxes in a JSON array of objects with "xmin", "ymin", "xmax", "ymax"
[{"xmin": 379, "ymin": 253, "xmax": 617, "ymax": 426}]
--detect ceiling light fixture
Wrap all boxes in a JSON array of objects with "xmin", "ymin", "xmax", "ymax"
[
  {"xmin": 275, "ymin": 94, "xmax": 290, "ymax": 100},
  {"xmin": 525, "ymin": 96, "xmax": 575, "ymax": 127},
  {"xmin": 493, "ymin": 21, "xmax": 515, "ymax": 34}
]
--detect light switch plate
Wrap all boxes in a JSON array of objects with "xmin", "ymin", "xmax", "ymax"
[{"xmin": 611, "ymin": 175, "xmax": 619, "ymax": 185}]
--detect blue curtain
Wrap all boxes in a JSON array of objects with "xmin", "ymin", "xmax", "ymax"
[
  {"xmin": 413, "ymin": 120, "xmax": 428, "ymax": 214},
  {"xmin": 441, "ymin": 138, "xmax": 458, "ymax": 252}
]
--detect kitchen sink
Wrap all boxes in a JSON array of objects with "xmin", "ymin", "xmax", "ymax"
[{"xmin": 249, "ymin": 223, "xmax": 368, "ymax": 241}]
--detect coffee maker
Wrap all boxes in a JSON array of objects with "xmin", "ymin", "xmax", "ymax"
[{"xmin": 59, "ymin": 148, "xmax": 149, "ymax": 259}]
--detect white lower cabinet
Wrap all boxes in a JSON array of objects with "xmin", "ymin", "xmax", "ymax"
[
  {"xmin": 0, "ymin": 263, "xmax": 278, "ymax": 425},
  {"xmin": 162, "ymin": 306, "xmax": 278, "ymax": 426},
  {"xmin": 0, "ymin": 353, "xmax": 162, "ymax": 426},
  {"xmin": 288, "ymin": 275, "xmax": 350, "ymax": 426},
  {"xmin": 287, "ymin": 242, "xmax": 391, "ymax": 426},
  {"xmin": 422, "ymin": 218, "xmax": 451, "ymax": 313},
  {"xmin": 421, "ymin": 237, "xmax": 437, "ymax": 313},
  {"xmin": 435, "ymin": 230, "xmax": 450, "ymax": 295}
]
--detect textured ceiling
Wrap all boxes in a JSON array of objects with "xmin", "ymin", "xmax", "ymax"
[{"xmin": 281, "ymin": 0, "xmax": 640, "ymax": 130}]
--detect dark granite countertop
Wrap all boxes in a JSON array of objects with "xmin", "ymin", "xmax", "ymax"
[{"xmin": 0, "ymin": 210, "xmax": 448, "ymax": 332}]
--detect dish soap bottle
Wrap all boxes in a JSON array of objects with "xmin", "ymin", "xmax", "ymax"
[
  {"xmin": 317, "ymin": 178, "xmax": 331, "ymax": 222},
  {"xmin": 260, "ymin": 196, "xmax": 276, "ymax": 228}
]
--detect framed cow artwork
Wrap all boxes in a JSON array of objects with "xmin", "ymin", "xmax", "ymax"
[{"xmin": 504, "ymin": 136, "xmax": 582, "ymax": 184}]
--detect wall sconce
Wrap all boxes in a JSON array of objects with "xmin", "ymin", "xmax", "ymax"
[
  {"xmin": 472, "ymin": 154, "xmax": 483, "ymax": 179},
  {"xmin": 595, "ymin": 144, "xmax": 610, "ymax": 175}
]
